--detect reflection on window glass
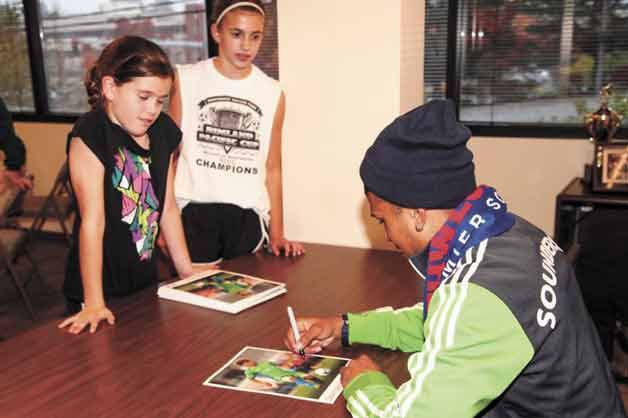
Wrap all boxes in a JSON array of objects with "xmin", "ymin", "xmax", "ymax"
[
  {"xmin": 38, "ymin": 0, "xmax": 209, "ymax": 114},
  {"xmin": 425, "ymin": 0, "xmax": 628, "ymax": 127},
  {"xmin": 424, "ymin": 0, "xmax": 449, "ymax": 103},
  {"xmin": 0, "ymin": 0, "xmax": 35, "ymax": 112},
  {"xmin": 255, "ymin": 0, "xmax": 279, "ymax": 80}
]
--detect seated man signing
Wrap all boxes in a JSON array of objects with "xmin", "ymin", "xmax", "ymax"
[{"xmin": 285, "ymin": 99, "xmax": 627, "ymax": 418}]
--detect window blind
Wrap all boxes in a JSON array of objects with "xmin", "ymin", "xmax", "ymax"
[{"xmin": 425, "ymin": 0, "xmax": 628, "ymax": 128}]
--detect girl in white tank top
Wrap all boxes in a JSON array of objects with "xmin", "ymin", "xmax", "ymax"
[{"xmin": 168, "ymin": 1, "xmax": 304, "ymax": 260}]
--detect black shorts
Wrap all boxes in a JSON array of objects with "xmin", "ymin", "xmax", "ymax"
[{"xmin": 181, "ymin": 203, "xmax": 265, "ymax": 263}]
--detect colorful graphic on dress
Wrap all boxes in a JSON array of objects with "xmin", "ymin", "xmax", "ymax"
[
  {"xmin": 196, "ymin": 95, "xmax": 262, "ymax": 155},
  {"xmin": 111, "ymin": 147, "xmax": 160, "ymax": 261}
]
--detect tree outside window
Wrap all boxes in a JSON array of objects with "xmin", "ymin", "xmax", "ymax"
[
  {"xmin": 2, "ymin": 0, "xmax": 279, "ymax": 119},
  {"xmin": 0, "ymin": 1, "xmax": 34, "ymax": 112},
  {"xmin": 425, "ymin": 0, "xmax": 628, "ymax": 131}
]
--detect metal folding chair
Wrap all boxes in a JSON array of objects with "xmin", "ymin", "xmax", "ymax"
[
  {"xmin": 0, "ymin": 185, "xmax": 44, "ymax": 319},
  {"xmin": 26, "ymin": 162, "xmax": 74, "ymax": 245}
]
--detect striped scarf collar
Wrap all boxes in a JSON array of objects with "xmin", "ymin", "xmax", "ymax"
[{"xmin": 409, "ymin": 186, "xmax": 515, "ymax": 319}]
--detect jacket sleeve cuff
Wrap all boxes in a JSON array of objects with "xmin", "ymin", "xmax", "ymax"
[
  {"xmin": 343, "ymin": 370, "xmax": 394, "ymax": 400},
  {"xmin": 4, "ymin": 162, "xmax": 21, "ymax": 171},
  {"xmin": 347, "ymin": 312, "xmax": 372, "ymax": 345}
]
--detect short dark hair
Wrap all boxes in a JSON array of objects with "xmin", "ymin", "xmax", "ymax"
[
  {"xmin": 84, "ymin": 36, "xmax": 174, "ymax": 110},
  {"xmin": 211, "ymin": 0, "xmax": 265, "ymax": 27}
]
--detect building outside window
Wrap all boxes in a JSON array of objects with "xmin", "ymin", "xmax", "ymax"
[
  {"xmin": 0, "ymin": 0, "xmax": 278, "ymax": 118},
  {"xmin": 0, "ymin": 0, "xmax": 35, "ymax": 112},
  {"xmin": 425, "ymin": 0, "xmax": 628, "ymax": 136}
]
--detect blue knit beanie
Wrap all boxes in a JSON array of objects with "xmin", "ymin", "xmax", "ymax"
[{"xmin": 359, "ymin": 99, "xmax": 476, "ymax": 209}]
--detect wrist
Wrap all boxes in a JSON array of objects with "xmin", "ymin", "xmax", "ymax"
[
  {"xmin": 340, "ymin": 314, "xmax": 350, "ymax": 347},
  {"xmin": 269, "ymin": 222, "xmax": 284, "ymax": 241},
  {"xmin": 83, "ymin": 301, "xmax": 106, "ymax": 310},
  {"xmin": 177, "ymin": 263, "xmax": 194, "ymax": 278},
  {"xmin": 83, "ymin": 293, "xmax": 106, "ymax": 309},
  {"xmin": 270, "ymin": 230, "xmax": 284, "ymax": 242},
  {"xmin": 173, "ymin": 255, "xmax": 194, "ymax": 278}
]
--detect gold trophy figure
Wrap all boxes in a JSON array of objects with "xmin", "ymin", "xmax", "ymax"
[{"xmin": 585, "ymin": 84, "xmax": 622, "ymax": 143}]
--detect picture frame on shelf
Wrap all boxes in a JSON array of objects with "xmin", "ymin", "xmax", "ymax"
[{"xmin": 593, "ymin": 142, "xmax": 628, "ymax": 193}]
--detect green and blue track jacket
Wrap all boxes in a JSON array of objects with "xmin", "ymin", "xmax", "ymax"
[{"xmin": 343, "ymin": 216, "xmax": 626, "ymax": 418}]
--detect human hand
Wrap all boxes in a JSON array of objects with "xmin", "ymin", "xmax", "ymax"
[
  {"xmin": 268, "ymin": 237, "xmax": 305, "ymax": 257},
  {"xmin": 181, "ymin": 261, "xmax": 221, "ymax": 278},
  {"xmin": 58, "ymin": 305, "xmax": 115, "ymax": 335},
  {"xmin": 4, "ymin": 170, "xmax": 33, "ymax": 191},
  {"xmin": 341, "ymin": 354, "xmax": 381, "ymax": 387},
  {"xmin": 284, "ymin": 316, "xmax": 343, "ymax": 355}
]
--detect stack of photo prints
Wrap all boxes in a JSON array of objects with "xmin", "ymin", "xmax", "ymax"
[
  {"xmin": 204, "ymin": 347, "xmax": 350, "ymax": 404},
  {"xmin": 157, "ymin": 269, "xmax": 286, "ymax": 314}
]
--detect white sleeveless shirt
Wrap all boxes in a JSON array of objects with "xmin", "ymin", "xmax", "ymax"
[{"xmin": 174, "ymin": 58, "xmax": 281, "ymax": 217}]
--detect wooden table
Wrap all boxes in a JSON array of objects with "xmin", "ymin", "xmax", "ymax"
[{"xmin": 0, "ymin": 244, "xmax": 421, "ymax": 418}]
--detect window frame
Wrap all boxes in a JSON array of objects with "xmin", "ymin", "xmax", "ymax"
[
  {"xmin": 442, "ymin": 0, "xmax": 625, "ymax": 140},
  {"xmin": 12, "ymin": 0, "xmax": 218, "ymax": 123}
]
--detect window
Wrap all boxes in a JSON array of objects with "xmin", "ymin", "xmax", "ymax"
[
  {"xmin": 0, "ymin": 0, "xmax": 34, "ymax": 112},
  {"xmin": 256, "ymin": 0, "xmax": 279, "ymax": 80},
  {"xmin": 424, "ymin": 0, "xmax": 449, "ymax": 103},
  {"xmin": 424, "ymin": 0, "xmax": 628, "ymax": 138},
  {"xmin": 39, "ymin": 0, "xmax": 209, "ymax": 114},
  {"xmin": 8, "ymin": 0, "xmax": 279, "ymax": 120}
]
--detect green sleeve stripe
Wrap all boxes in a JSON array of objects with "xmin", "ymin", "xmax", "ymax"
[
  {"xmin": 397, "ymin": 240, "xmax": 488, "ymax": 415},
  {"xmin": 355, "ymin": 390, "xmax": 393, "ymax": 416},
  {"xmin": 347, "ymin": 395, "xmax": 369, "ymax": 417},
  {"xmin": 344, "ymin": 371, "xmax": 395, "ymax": 400},
  {"xmin": 348, "ymin": 387, "xmax": 401, "ymax": 417}
]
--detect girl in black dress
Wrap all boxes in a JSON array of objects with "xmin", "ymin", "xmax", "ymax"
[{"xmin": 59, "ymin": 36, "xmax": 210, "ymax": 335}]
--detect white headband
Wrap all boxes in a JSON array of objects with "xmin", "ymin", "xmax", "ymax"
[{"xmin": 215, "ymin": 2, "xmax": 265, "ymax": 26}]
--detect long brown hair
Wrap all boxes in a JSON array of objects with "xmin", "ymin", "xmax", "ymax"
[{"xmin": 84, "ymin": 36, "xmax": 174, "ymax": 110}]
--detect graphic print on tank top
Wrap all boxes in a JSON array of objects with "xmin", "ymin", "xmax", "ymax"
[
  {"xmin": 196, "ymin": 95, "xmax": 262, "ymax": 173},
  {"xmin": 111, "ymin": 147, "xmax": 160, "ymax": 261}
]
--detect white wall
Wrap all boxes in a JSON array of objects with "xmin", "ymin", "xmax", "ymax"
[
  {"xmin": 470, "ymin": 137, "xmax": 592, "ymax": 236},
  {"xmin": 14, "ymin": 122, "xmax": 70, "ymax": 196},
  {"xmin": 277, "ymin": 0, "xmax": 424, "ymax": 249}
]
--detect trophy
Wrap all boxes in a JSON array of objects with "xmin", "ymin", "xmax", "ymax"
[
  {"xmin": 585, "ymin": 84, "xmax": 627, "ymax": 192},
  {"xmin": 584, "ymin": 84, "xmax": 622, "ymax": 143}
]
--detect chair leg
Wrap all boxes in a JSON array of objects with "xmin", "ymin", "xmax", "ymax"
[
  {"xmin": 6, "ymin": 264, "xmax": 36, "ymax": 320},
  {"xmin": 23, "ymin": 249, "xmax": 45, "ymax": 289},
  {"xmin": 49, "ymin": 195, "xmax": 73, "ymax": 246}
]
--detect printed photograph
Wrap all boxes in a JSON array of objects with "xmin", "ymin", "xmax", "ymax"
[
  {"xmin": 602, "ymin": 147, "xmax": 628, "ymax": 185},
  {"xmin": 204, "ymin": 347, "xmax": 349, "ymax": 403},
  {"xmin": 174, "ymin": 272, "xmax": 278, "ymax": 303}
]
